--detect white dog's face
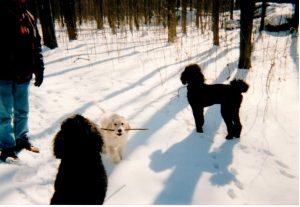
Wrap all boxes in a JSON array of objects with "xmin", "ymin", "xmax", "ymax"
[{"xmin": 108, "ymin": 117, "xmax": 130, "ymax": 137}]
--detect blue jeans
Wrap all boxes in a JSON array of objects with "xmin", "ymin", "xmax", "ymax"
[{"xmin": 0, "ymin": 80, "xmax": 30, "ymax": 150}]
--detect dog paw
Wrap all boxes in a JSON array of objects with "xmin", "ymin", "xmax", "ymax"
[
  {"xmin": 227, "ymin": 189, "xmax": 236, "ymax": 199},
  {"xmin": 225, "ymin": 135, "xmax": 234, "ymax": 140},
  {"xmin": 226, "ymin": 134, "xmax": 240, "ymax": 140},
  {"xmin": 113, "ymin": 159, "xmax": 121, "ymax": 163},
  {"xmin": 196, "ymin": 128, "xmax": 203, "ymax": 133},
  {"xmin": 112, "ymin": 154, "xmax": 122, "ymax": 163}
]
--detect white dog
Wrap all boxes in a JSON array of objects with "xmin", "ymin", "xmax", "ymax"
[{"xmin": 100, "ymin": 113, "xmax": 130, "ymax": 163}]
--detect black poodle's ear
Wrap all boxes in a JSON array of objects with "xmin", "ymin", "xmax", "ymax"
[
  {"xmin": 53, "ymin": 114, "xmax": 105, "ymax": 158},
  {"xmin": 181, "ymin": 64, "xmax": 205, "ymax": 84},
  {"xmin": 53, "ymin": 130, "xmax": 65, "ymax": 159},
  {"xmin": 197, "ymin": 70, "xmax": 205, "ymax": 83},
  {"xmin": 180, "ymin": 70, "xmax": 187, "ymax": 85},
  {"xmin": 88, "ymin": 124, "xmax": 104, "ymax": 153},
  {"xmin": 52, "ymin": 114, "xmax": 80, "ymax": 159}
]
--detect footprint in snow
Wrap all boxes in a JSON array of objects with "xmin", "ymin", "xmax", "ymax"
[
  {"xmin": 234, "ymin": 179, "xmax": 244, "ymax": 190},
  {"xmin": 279, "ymin": 169, "xmax": 296, "ymax": 179},
  {"xmin": 13, "ymin": 166, "xmax": 37, "ymax": 182},
  {"xmin": 274, "ymin": 160, "xmax": 295, "ymax": 179},
  {"xmin": 238, "ymin": 144, "xmax": 250, "ymax": 153},
  {"xmin": 275, "ymin": 160, "xmax": 290, "ymax": 169},
  {"xmin": 213, "ymin": 163, "xmax": 219, "ymax": 169},
  {"xmin": 230, "ymin": 167, "xmax": 238, "ymax": 176},
  {"xmin": 227, "ymin": 189, "xmax": 236, "ymax": 199},
  {"xmin": 262, "ymin": 149, "xmax": 274, "ymax": 156}
]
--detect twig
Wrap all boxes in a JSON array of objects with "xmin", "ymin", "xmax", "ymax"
[
  {"xmin": 73, "ymin": 57, "xmax": 90, "ymax": 63},
  {"xmin": 92, "ymin": 101, "xmax": 106, "ymax": 114},
  {"xmin": 104, "ymin": 185, "xmax": 126, "ymax": 203},
  {"xmin": 100, "ymin": 128, "xmax": 114, "ymax": 131},
  {"xmin": 101, "ymin": 128, "xmax": 148, "ymax": 131},
  {"xmin": 126, "ymin": 128, "xmax": 148, "ymax": 131},
  {"xmin": 169, "ymin": 86, "xmax": 186, "ymax": 103}
]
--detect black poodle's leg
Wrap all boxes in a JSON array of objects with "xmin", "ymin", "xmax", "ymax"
[
  {"xmin": 232, "ymin": 108, "xmax": 242, "ymax": 138},
  {"xmin": 191, "ymin": 105, "xmax": 204, "ymax": 133},
  {"xmin": 232, "ymin": 96, "xmax": 243, "ymax": 138},
  {"xmin": 221, "ymin": 105, "xmax": 235, "ymax": 139}
]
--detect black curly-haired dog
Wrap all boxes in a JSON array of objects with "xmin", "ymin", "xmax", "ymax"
[
  {"xmin": 180, "ymin": 64, "xmax": 249, "ymax": 139},
  {"xmin": 50, "ymin": 114, "xmax": 108, "ymax": 205}
]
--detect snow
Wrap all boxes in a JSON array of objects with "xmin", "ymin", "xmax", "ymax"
[{"xmin": 0, "ymin": 4, "xmax": 298, "ymax": 205}]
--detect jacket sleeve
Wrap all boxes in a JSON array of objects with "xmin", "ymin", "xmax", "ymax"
[
  {"xmin": 0, "ymin": 6, "xmax": 15, "ymax": 75},
  {"xmin": 32, "ymin": 13, "xmax": 45, "ymax": 79},
  {"xmin": 34, "ymin": 31, "xmax": 45, "ymax": 79}
]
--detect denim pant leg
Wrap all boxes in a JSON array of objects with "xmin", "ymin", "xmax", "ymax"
[
  {"xmin": 13, "ymin": 81, "xmax": 30, "ymax": 141},
  {"xmin": 0, "ymin": 81, "xmax": 15, "ymax": 150}
]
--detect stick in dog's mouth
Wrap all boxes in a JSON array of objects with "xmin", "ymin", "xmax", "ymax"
[{"xmin": 101, "ymin": 128, "xmax": 148, "ymax": 131}]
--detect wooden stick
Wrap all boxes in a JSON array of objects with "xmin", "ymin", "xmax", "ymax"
[
  {"xmin": 101, "ymin": 128, "xmax": 148, "ymax": 131},
  {"xmin": 126, "ymin": 128, "xmax": 148, "ymax": 131},
  {"xmin": 100, "ymin": 128, "xmax": 114, "ymax": 131},
  {"xmin": 104, "ymin": 185, "xmax": 126, "ymax": 202}
]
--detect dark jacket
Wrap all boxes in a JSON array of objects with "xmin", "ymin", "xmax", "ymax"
[{"xmin": 0, "ymin": 1, "xmax": 44, "ymax": 83}]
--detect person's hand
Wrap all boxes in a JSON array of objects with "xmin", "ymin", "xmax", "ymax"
[{"xmin": 34, "ymin": 74, "xmax": 43, "ymax": 87}]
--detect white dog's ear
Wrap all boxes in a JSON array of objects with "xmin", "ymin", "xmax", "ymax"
[
  {"xmin": 107, "ymin": 122, "xmax": 114, "ymax": 131},
  {"xmin": 126, "ymin": 122, "xmax": 131, "ymax": 130}
]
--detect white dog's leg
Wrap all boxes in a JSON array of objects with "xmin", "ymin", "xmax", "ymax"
[
  {"xmin": 108, "ymin": 146, "xmax": 121, "ymax": 163},
  {"xmin": 113, "ymin": 149, "xmax": 121, "ymax": 163},
  {"xmin": 118, "ymin": 143, "xmax": 125, "ymax": 161},
  {"xmin": 101, "ymin": 144, "xmax": 107, "ymax": 154}
]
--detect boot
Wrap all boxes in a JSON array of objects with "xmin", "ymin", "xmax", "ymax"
[
  {"xmin": 15, "ymin": 136, "xmax": 39, "ymax": 153},
  {"xmin": 0, "ymin": 147, "xmax": 18, "ymax": 162}
]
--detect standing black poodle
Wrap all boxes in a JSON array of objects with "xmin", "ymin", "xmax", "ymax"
[
  {"xmin": 180, "ymin": 64, "xmax": 249, "ymax": 139},
  {"xmin": 51, "ymin": 114, "xmax": 108, "ymax": 205}
]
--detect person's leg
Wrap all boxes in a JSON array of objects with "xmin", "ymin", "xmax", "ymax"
[
  {"xmin": 0, "ymin": 80, "xmax": 15, "ymax": 150},
  {"xmin": 13, "ymin": 81, "xmax": 30, "ymax": 141},
  {"xmin": 13, "ymin": 81, "xmax": 39, "ymax": 153}
]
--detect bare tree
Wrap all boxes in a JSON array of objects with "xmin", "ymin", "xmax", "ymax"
[
  {"xmin": 61, "ymin": 0, "xmax": 77, "ymax": 40},
  {"xmin": 37, "ymin": 0, "xmax": 58, "ymax": 49},
  {"xmin": 238, "ymin": 0, "xmax": 255, "ymax": 69},
  {"xmin": 167, "ymin": 0, "xmax": 177, "ymax": 42},
  {"xmin": 292, "ymin": 0, "xmax": 299, "ymax": 29},
  {"xmin": 212, "ymin": 0, "xmax": 220, "ymax": 45},
  {"xmin": 182, "ymin": 0, "xmax": 187, "ymax": 34},
  {"xmin": 94, "ymin": 0, "xmax": 104, "ymax": 30},
  {"xmin": 259, "ymin": 0, "xmax": 267, "ymax": 32},
  {"xmin": 229, "ymin": 0, "xmax": 234, "ymax": 20}
]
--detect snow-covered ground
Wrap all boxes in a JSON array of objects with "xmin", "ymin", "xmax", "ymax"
[{"xmin": 0, "ymin": 4, "xmax": 298, "ymax": 205}]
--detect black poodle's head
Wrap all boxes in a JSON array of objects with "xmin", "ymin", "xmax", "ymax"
[
  {"xmin": 53, "ymin": 114, "xmax": 104, "ymax": 159},
  {"xmin": 180, "ymin": 64, "xmax": 205, "ymax": 85}
]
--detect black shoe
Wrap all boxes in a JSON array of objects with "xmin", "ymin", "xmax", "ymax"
[
  {"xmin": 0, "ymin": 148, "xmax": 18, "ymax": 162},
  {"xmin": 15, "ymin": 136, "xmax": 39, "ymax": 153}
]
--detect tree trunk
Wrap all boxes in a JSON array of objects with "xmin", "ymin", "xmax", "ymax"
[
  {"xmin": 195, "ymin": 0, "xmax": 201, "ymax": 29},
  {"xmin": 128, "ymin": 0, "xmax": 134, "ymax": 32},
  {"xmin": 37, "ymin": 0, "xmax": 58, "ymax": 49},
  {"xmin": 230, "ymin": 0, "xmax": 234, "ymax": 20},
  {"xmin": 62, "ymin": 0, "xmax": 77, "ymax": 40},
  {"xmin": 235, "ymin": 0, "xmax": 240, "ymax": 10},
  {"xmin": 238, "ymin": 0, "xmax": 255, "ymax": 69},
  {"xmin": 134, "ymin": 1, "xmax": 140, "ymax": 30},
  {"xmin": 95, "ymin": 0, "xmax": 104, "ymax": 30},
  {"xmin": 292, "ymin": 1, "xmax": 299, "ymax": 28},
  {"xmin": 212, "ymin": 0, "xmax": 220, "ymax": 46},
  {"xmin": 167, "ymin": 0, "xmax": 176, "ymax": 43},
  {"xmin": 182, "ymin": 0, "xmax": 187, "ymax": 34},
  {"xmin": 259, "ymin": 0, "xmax": 267, "ymax": 32}
]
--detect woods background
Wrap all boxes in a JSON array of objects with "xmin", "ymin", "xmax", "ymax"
[{"xmin": 27, "ymin": 0, "xmax": 298, "ymax": 69}]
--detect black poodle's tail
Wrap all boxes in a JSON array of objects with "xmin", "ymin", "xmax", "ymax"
[{"xmin": 230, "ymin": 79, "xmax": 249, "ymax": 93}]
